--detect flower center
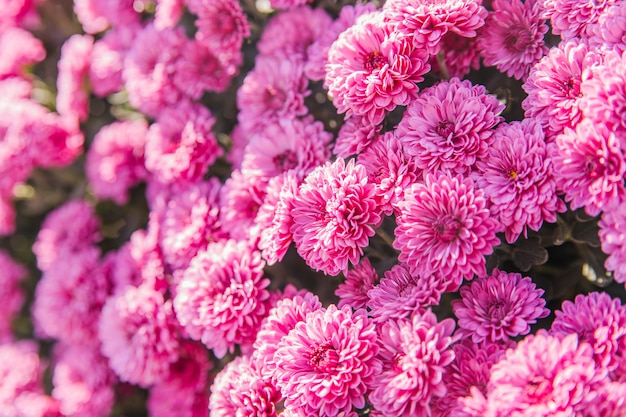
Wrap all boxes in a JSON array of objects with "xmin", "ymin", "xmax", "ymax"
[
  {"xmin": 487, "ymin": 300, "xmax": 508, "ymax": 321},
  {"xmin": 363, "ymin": 50, "xmax": 386, "ymax": 72},
  {"xmin": 504, "ymin": 28, "xmax": 533, "ymax": 53},
  {"xmin": 273, "ymin": 150, "xmax": 298, "ymax": 173},
  {"xmin": 562, "ymin": 76, "xmax": 581, "ymax": 99},
  {"xmin": 435, "ymin": 120, "xmax": 455, "ymax": 139},
  {"xmin": 433, "ymin": 215, "xmax": 463, "ymax": 242},
  {"xmin": 527, "ymin": 376, "xmax": 552, "ymax": 400},
  {"xmin": 309, "ymin": 342, "xmax": 339, "ymax": 373},
  {"xmin": 264, "ymin": 85, "xmax": 286, "ymax": 109}
]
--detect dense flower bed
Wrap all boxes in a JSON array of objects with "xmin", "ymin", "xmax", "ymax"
[{"xmin": 1, "ymin": 0, "xmax": 626, "ymax": 416}]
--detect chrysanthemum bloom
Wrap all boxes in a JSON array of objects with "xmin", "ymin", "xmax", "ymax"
[
  {"xmin": 452, "ymin": 269, "xmax": 548, "ymax": 343},
  {"xmin": 32, "ymin": 200, "xmax": 101, "ymax": 272},
  {"xmin": 431, "ymin": 32, "xmax": 481, "ymax": 79},
  {"xmin": 0, "ymin": 250, "xmax": 26, "ymax": 342},
  {"xmin": 122, "ymin": 24, "xmax": 186, "ymax": 118},
  {"xmin": 382, "ymin": 0, "xmax": 487, "ymax": 55},
  {"xmin": 431, "ymin": 339, "xmax": 513, "ymax": 417},
  {"xmin": 305, "ymin": 2, "xmax": 377, "ymax": 82},
  {"xmin": 0, "ymin": 27, "xmax": 45, "ymax": 78},
  {"xmin": 291, "ymin": 158, "xmax": 383, "ymax": 276},
  {"xmin": 98, "ymin": 284, "xmax": 181, "ymax": 387},
  {"xmin": 588, "ymin": 1, "xmax": 626, "ymax": 54},
  {"xmin": 333, "ymin": 115, "xmax": 382, "ymax": 159},
  {"xmin": 367, "ymin": 263, "xmax": 449, "ymax": 323},
  {"xmin": 599, "ymin": 201, "xmax": 626, "ymax": 284},
  {"xmin": 357, "ymin": 131, "xmax": 422, "ymax": 215},
  {"xmin": 522, "ymin": 38, "xmax": 602, "ymax": 139},
  {"xmin": 485, "ymin": 331, "xmax": 606, "ymax": 416},
  {"xmin": 253, "ymin": 289, "xmax": 322, "ymax": 381},
  {"xmin": 237, "ymin": 54, "xmax": 309, "ymax": 135},
  {"xmin": 241, "ymin": 116, "xmax": 332, "ymax": 181},
  {"xmin": 210, "ymin": 355, "xmax": 283, "ymax": 417},
  {"xmin": 56, "ymin": 34, "xmax": 93, "ymax": 123},
  {"xmin": 147, "ymin": 341, "xmax": 212, "ymax": 417},
  {"xmin": 219, "ymin": 169, "xmax": 267, "ymax": 242},
  {"xmin": 395, "ymin": 78, "xmax": 504, "ymax": 177},
  {"xmin": 51, "ymin": 342, "xmax": 116, "ymax": 417},
  {"xmin": 394, "ymin": 173, "xmax": 500, "ymax": 288},
  {"xmin": 144, "ymin": 101, "xmax": 222, "ymax": 184},
  {"xmin": 551, "ymin": 292, "xmax": 626, "ymax": 376},
  {"xmin": 326, "ymin": 11, "xmax": 430, "ymax": 125},
  {"xmin": 369, "ymin": 310, "xmax": 456, "ymax": 417},
  {"xmin": 479, "ymin": 0, "xmax": 548, "ymax": 80},
  {"xmin": 188, "ymin": 0, "xmax": 250, "ymax": 53},
  {"xmin": 335, "ymin": 257, "xmax": 378, "ymax": 310},
  {"xmin": 274, "ymin": 305, "xmax": 380, "ymax": 416},
  {"xmin": 581, "ymin": 50, "xmax": 626, "ymax": 144},
  {"xmin": 0, "ymin": 340, "xmax": 46, "ymax": 406},
  {"xmin": 173, "ymin": 240, "xmax": 271, "ymax": 358},
  {"xmin": 152, "ymin": 178, "xmax": 223, "ymax": 272},
  {"xmin": 541, "ymin": 0, "xmax": 617, "ymax": 40},
  {"xmin": 551, "ymin": 119, "xmax": 626, "ymax": 217},
  {"xmin": 257, "ymin": 172, "xmax": 300, "ymax": 265},
  {"xmin": 86, "ymin": 119, "xmax": 149, "ymax": 205},
  {"xmin": 473, "ymin": 119, "xmax": 565, "ymax": 243},
  {"xmin": 32, "ymin": 248, "xmax": 112, "ymax": 344}
]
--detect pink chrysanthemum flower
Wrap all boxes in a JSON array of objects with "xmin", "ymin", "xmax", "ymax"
[
  {"xmin": 144, "ymin": 101, "xmax": 222, "ymax": 184},
  {"xmin": 589, "ymin": 1, "xmax": 626, "ymax": 54},
  {"xmin": 32, "ymin": 200, "xmax": 101, "ymax": 272},
  {"xmin": 0, "ymin": 340, "xmax": 46, "ymax": 406},
  {"xmin": 86, "ymin": 119, "xmax": 149, "ymax": 205},
  {"xmin": 0, "ymin": 250, "xmax": 26, "ymax": 342},
  {"xmin": 452, "ymin": 269, "xmax": 549, "ymax": 343},
  {"xmin": 358, "ymin": 131, "xmax": 422, "ymax": 215},
  {"xmin": 219, "ymin": 169, "xmax": 267, "ymax": 242},
  {"xmin": 0, "ymin": 27, "xmax": 45, "ymax": 78},
  {"xmin": 326, "ymin": 11, "xmax": 430, "ymax": 125},
  {"xmin": 241, "ymin": 116, "xmax": 332, "ymax": 181},
  {"xmin": 305, "ymin": 2, "xmax": 377, "ymax": 82},
  {"xmin": 383, "ymin": 0, "xmax": 487, "ymax": 55},
  {"xmin": 274, "ymin": 305, "xmax": 380, "ymax": 417},
  {"xmin": 485, "ymin": 331, "xmax": 606, "ymax": 416},
  {"xmin": 479, "ymin": 0, "xmax": 549, "ymax": 80},
  {"xmin": 335, "ymin": 257, "xmax": 378, "ymax": 310},
  {"xmin": 367, "ymin": 263, "xmax": 448, "ymax": 323},
  {"xmin": 147, "ymin": 341, "xmax": 212, "ymax": 417},
  {"xmin": 599, "ymin": 201, "xmax": 626, "ymax": 284},
  {"xmin": 581, "ymin": 50, "xmax": 626, "ymax": 143},
  {"xmin": 291, "ymin": 157, "xmax": 383, "ymax": 276},
  {"xmin": 173, "ymin": 240, "xmax": 271, "ymax": 358},
  {"xmin": 98, "ymin": 284, "xmax": 181, "ymax": 387},
  {"xmin": 369, "ymin": 310, "xmax": 456, "ymax": 417},
  {"xmin": 522, "ymin": 38, "xmax": 602, "ymax": 139},
  {"xmin": 56, "ymin": 34, "xmax": 93, "ymax": 123},
  {"xmin": 257, "ymin": 172, "xmax": 300, "ymax": 266},
  {"xmin": 188, "ymin": 0, "xmax": 250, "ymax": 53},
  {"xmin": 541, "ymin": 0, "xmax": 617, "ymax": 40},
  {"xmin": 51, "ymin": 342, "xmax": 116, "ymax": 417},
  {"xmin": 551, "ymin": 292, "xmax": 626, "ymax": 376},
  {"xmin": 473, "ymin": 119, "xmax": 565, "ymax": 243},
  {"xmin": 333, "ymin": 115, "xmax": 382, "ymax": 159},
  {"xmin": 395, "ymin": 77, "xmax": 504, "ymax": 177},
  {"xmin": 253, "ymin": 289, "xmax": 323, "ymax": 381},
  {"xmin": 551, "ymin": 119, "xmax": 626, "ymax": 217},
  {"xmin": 394, "ymin": 173, "xmax": 500, "ymax": 288},
  {"xmin": 237, "ymin": 54, "xmax": 309, "ymax": 135},
  {"xmin": 210, "ymin": 355, "xmax": 282, "ymax": 417}
]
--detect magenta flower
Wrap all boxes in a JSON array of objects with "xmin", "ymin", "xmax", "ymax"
[
  {"xmin": 479, "ymin": 0, "xmax": 548, "ymax": 80},
  {"xmin": 522, "ymin": 38, "xmax": 602, "ymax": 139},
  {"xmin": 395, "ymin": 77, "xmax": 504, "ymax": 176},
  {"xmin": 188, "ymin": 0, "xmax": 250, "ymax": 53},
  {"xmin": 452, "ymin": 269, "xmax": 549, "ymax": 343},
  {"xmin": 219, "ymin": 169, "xmax": 267, "ymax": 242},
  {"xmin": 599, "ymin": 201, "xmax": 626, "ymax": 284},
  {"xmin": 552, "ymin": 119, "xmax": 626, "ymax": 217},
  {"xmin": 394, "ymin": 173, "xmax": 500, "ymax": 290},
  {"xmin": 335, "ymin": 257, "xmax": 378, "ymax": 310},
  {"xmin": 89, "ymin": 24, "xmax": 138, "ymax": 97},
  {"xmin": 274, "ymin": 305, "xmax": 380, "ymax": 416},
  {"xmin": 291, "ymin": 158, "xmax": 383, "ymax": 276},
  {"xmin": 542, "ymin": 0, "xmax": 617, "ymax": 40},
  {"xmin": 473, "ymin": 119, "xmax": 565, "ymax": 243},
  {"xmin": 369, "ymin": 311, "xmax": 456, "ymax": 417},
  {"xmin": 326, "ymin": 11, "xmax": 430, "ymax": 125}
]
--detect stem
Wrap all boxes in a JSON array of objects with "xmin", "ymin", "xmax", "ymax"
[{"xmin": 436, "ymin": 50, "xmax": 450, "ymax": 81}]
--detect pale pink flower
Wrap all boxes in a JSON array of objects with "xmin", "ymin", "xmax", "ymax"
[
  {"xmin": 473, "ymin": 119, "xmax": 565, "ymax": 243},
  {"xmin": 326, "ymin": 11, "xmax": 430, "ymax": 125},
  {"xmin": 369, "ymin": 311, "xmax": 456, "ymax": 417},
  {"xmin": 274, "ymin": 305, "xmax": 380, "ymax": 417},
  {"xmin": 56, "ymin": 34, "xmax": 93, "ymax": 123},
  {"xmin": 154, "ymin": 0, "xmax": 183, "ymax": 29},
  {"xmin": 479, "ymin": 0, "xmax": 549, "ymax": 80},
  {"xmin": 588, "ymin": 1, "xmax": 626, "ymax": 54},
  {"xmin": 73, "ymin": 0, "xmax": 137, "ymax": 34},
  {"xmin": 336, "ymin": 257, "xmax": 378, "ymax": 310},
  {"xmin": 599, "ymin": 201, "xmax": 626, "ymax": 284},
  {"xmin": 394, "ymin": 173, "xmax": 500, "ymax": 289},
  {"xmin": 291, "ymin": 158, "xmax": 383, "ymax": 276},
  {"xmin": 333, "ymin": 115, "xmax": 382, "ymax": 159},
  {"xmin": 522, "ymin": 38, "xmax": 602, "ymax": 139},
  {"xmin": 0, "ymin": 250, "xmax": 26, "ymax": 342},
  {"xmin": 98, "ymin": 284, "xmax": 181, "ymax": 387},
  {"xmin": 583, "ymin": 381, "xmax": 626, "ymax": 417},
  {"xmin": 541, "ymin": 0, "xmax": 617, "ymax": 40},
  {"xmin": 0, "ymin": 0, "xmax": 42, "ymax": 32},
  {"xmin": 0, "ymin": 27, "xmax": 45, "ymax": 78},
  {"xmin": 173, "ymin": 240, "xmax": 271, "ymax": 358},
  {"xmin": 395, "ymin": 77, "xmax": 504, "ymax": 177},
  {"xmin": 0, "ymin": 340, "xmax": 46, "ymax": 406},
  {"xmin": 188, "ymin": 0, "xmax": 250, "ymax": 53},
  {"xmin": 552, "ymin": 119, "xmax": 626, "ymax": 217}
]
